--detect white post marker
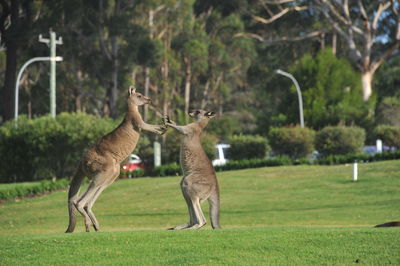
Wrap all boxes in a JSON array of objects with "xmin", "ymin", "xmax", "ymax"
[
  {"xmin": 154, "ymin": 141, "xmax": 161, "ymax": 167},
  {"xmin": 376, "ymin": 139, "xmax": 383, "ymax": 153},
  {"xmin": 353, "ymin": 161, "xmax": 358, "ymax": 182}
]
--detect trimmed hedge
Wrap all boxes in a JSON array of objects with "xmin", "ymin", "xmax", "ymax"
[
  {"xmin": 214, "ymin": 156, "xmax": 293, "ymax": 171},
  {"xmin": 120, "ymin": 169, "xmax": 145, "ymax": 179},
  {"xmin": 269, "ymin": 127, "xmax": 315, "ymax": 158},
  {"xmin": 228, "ymin": 135, "xmax": 269, "ymax": 160},
  {"xmin": 315, "ymin": 126, "xmax": 366, "ymax": 156},
  {"xmin": 148, "ymin": 150, "xmax": 400, "ymax": 176},
  {"xmin": 0, "ymin": 113, "xmax": 117, "ymax": 182},
  {"xmin": 374, "ymin": 125, "xmax": 400, "ymax": 148},
  {"xmin": 0, "ymin": 179, "xmax": 69, "ymax": 201},
  {"xmin": 153, "ymin": 163, "xmax": 182, "ymax": 176}
]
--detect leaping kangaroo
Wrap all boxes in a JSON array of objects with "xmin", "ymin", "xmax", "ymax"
[
  {"xmin": 164, "ymin": 110, "xmax": 221, "ymax": 230},
  {"xmin": 65, "ymin": 86, "xmax": 166, "ymax": 233}
]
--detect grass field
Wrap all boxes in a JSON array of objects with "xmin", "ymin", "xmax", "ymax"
[{"xmin": 0, "ymin": 160, "xmax": 399, "ymax": 265}]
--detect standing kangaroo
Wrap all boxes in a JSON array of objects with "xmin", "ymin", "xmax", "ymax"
[
  {"xmin": 65, "ymin": 86, "xmax": 166, "ymax": 233},
  {"xmin": 164, "ymin": 110, "xmax": 221, "ymax": 229}
]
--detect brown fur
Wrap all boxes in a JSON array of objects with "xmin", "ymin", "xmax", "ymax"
[
  {"xmin": 65, "ymin": 86, "xmax": 166, "ymax": 233},
  {"xmin": 374, "ymin": 221, "xmax": 400, "ymax": 227},
  {"xmin": 165, "ymin": 110, "xmax": 221, "ymax": 230}
]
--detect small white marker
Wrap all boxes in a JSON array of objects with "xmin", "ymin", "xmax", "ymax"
[{"xmin": 353, "ymin": 161, "xmax": 358, "ymax": 181}]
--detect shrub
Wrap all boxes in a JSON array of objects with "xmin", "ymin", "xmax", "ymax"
[
  {"xmin": 268, "ymin": 127, "xmax": 315, "ymax": 158},
  {"xmin": 373, "ymin": 125, "xmax": 400, "ymax": 148},
  {"xmin": 228, "ymin": 135, "xmax": 269, "ymax": 160},
  {"xmin": 315, "ymin": 126, "xmax": 366, "ymax": 156},
  {"xmin": 153, "ymin": 163, "xmax": 182, "ymax": 177},
  {"xmin": 0, "ymin": 179, "xmax": 69, "ymax": 201},
  {"xmin": 214, "ymin": 156, "xmax": 292, "ymax": 172},
  {"xmin": 0, "ymin": 113, "xmax": 116, "ymax": 182}
]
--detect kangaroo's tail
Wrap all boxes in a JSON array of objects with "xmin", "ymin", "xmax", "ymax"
[
  {"xmin": 374, "ymin": 221, "xmax": 400, "ymax": 227},
  {"xmin": 208, "ymin": 187, "xmax": 221, "ymax": 229},
  {"xmin": 65, "ymin": 164, "xmax": 85, "ymax": 233}
]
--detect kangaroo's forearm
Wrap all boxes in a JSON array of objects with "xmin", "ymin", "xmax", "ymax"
[
  {"xmin": 140, "ymin": 122, "xmax": 166, "ymax": 135},
  {"xmin": 166, "ymin": 123, "xmax": 188, "ymax": 134}
]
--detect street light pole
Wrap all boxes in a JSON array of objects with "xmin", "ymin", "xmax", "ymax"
[
  {"xmin": 14, "ymin": 56, "xmax": 63, "ymax": 122},
  {"xmin": 39, "ymin": 30, "xmax": 63, "ymax": 118},
  {"xmin": 275, "ymin": 69, "xmax": 305, "ymax": 128}
]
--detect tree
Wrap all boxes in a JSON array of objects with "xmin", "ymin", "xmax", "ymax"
[
  {"xmin": 0, "ymin": 0, "xmax": 36, "ymax": 121},
  {"xmin": 281, "ymin": 48, "xmax": 371, "ymax": 129},
  {"xmin": 242, "ymin": 0, "xmax": 400, "ymax": 101}
]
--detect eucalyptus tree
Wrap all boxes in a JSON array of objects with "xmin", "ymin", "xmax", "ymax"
[{"xmin": 242, "ymin": 0, "xmax": 400, "ymax": 102}]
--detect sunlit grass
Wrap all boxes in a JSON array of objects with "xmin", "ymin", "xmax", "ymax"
[{"xmin": 0, "ymin": 160, "xmax": 399, "ymax": 264}]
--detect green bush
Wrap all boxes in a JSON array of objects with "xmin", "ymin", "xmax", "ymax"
[
  {"xmin": 373, "ymin": 125, "xmax": 400, "ymax": 148},
  {"xmin": 268, "ymin": 127, "xmax": 315, "ymax": 158},
  {"xmin": 214, "ymin": 156, "xmax": 293, "ymax": 172},
  {"xmin": 315, "ymin": 126, "xmax": 366, "ymax": 156},
  {"xmin": 0, "ymin": 113, "xmax": 116, "ymax": 182},
  {"xmin": 0, "ymin": 179, "xmax": 69, "ymax": 201},
  {"xmin": 228, "ymin": 135, "xmax": 269, "ymax": 160},
  {"xmin": 120, "ymin": 169, "xmax": 145, "ymax": 179},
  {"xmin": 153, "ymin": 163, "xmax": 182, "ymax": 177}
]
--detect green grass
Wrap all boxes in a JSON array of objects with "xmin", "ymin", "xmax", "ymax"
[{"xmin": 0, "ymin": 160, "xmax": 399, "ymax": 265}]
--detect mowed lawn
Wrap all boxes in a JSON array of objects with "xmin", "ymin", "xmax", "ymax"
[{"xmin": 0, "ymin": 160, "xmax": 399, "ymax": 265}]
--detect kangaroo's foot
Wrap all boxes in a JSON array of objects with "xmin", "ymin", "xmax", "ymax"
[
  {"xmin": 168, "ymin": 224, "xmax": 191, "ymax": 230},
  {"xmin": 187, "ymin": 222, "xmax": 206, "ymax": 230}
]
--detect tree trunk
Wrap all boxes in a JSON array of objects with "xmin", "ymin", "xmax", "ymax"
[
  {"xmin": 1, "ymin": 0, "xmax": 19, "ymax": 122},
  {"xmin": 184, "ymin": 58, "xmax": 191, "ymax": 123},
  {"xmin": 143, "ymin": 67, "xmax": 150, "ymax": 120},
  {"xmin": 361, "ymin": 70, "xmax": 373, "ymax": 101},
  {"xmin": 2, "ymin": 40, "xmax": 17, "ymax": 121}
]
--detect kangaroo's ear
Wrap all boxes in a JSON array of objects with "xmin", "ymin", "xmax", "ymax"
[
  {"xmin": 205, "ymin": 111, "xmax": 216, "ymax": 118},
  {"xmin": 128, "ymin": 86, "xmax": 136, "ymax": 95}
]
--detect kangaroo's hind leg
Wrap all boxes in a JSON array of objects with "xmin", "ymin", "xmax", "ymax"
[
  {"xmin": 170, "ymin": 177, "xmax": 196, "ymax": 230},
  {"xmin": 74, "ymin": 181, "xmax": 100, "ymax": 232},
  {"xmin": 85, "ymin": 163, "xmax": 120, "ymax": 232},
  {"xmin": 187, "ymin": 197, "xmax": 207, "ymax": 229}
]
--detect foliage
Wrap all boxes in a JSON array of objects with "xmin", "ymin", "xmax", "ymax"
[
  {"xmin": 0, "ymin": 113, "xmax": 116, "ymax": 182},
  {"xmin": 268, "ymin": 127, "xmax": 315, "ymax": 158},
  {"xmin": 315, "ymin": 150, "xmax": 400, "ymax": 165},
  {"xmin": 153, "ymin": 163, "xmax": 182, "ymax": 177},
  {"xmin": 228, "ymin": 135, "xmax": 269, "ymax": 160},
  {"xmin": 214, "ymin": 156, "xmax": 292, "ymax": 172},
  {"xmin": 373, "ymin": 125, "xmax": 400, "ymax": 149},
  {"xmin": 0, "ymin": 179, "xmax": 69, "ymax": 201},
  {"xmin": 283, "ymin": 48, "xmax": 372, "ymax": 129},
  {"xmin": 375, "ymin": 97, "xmax": 400, "ymax": 127},
  {"xmin": 315, "ymin": 126, "xmax": 366, "ymax": 156},
  {"xmin": 120, "ymin": 169, "xmax": 145, "ymax": 179}
]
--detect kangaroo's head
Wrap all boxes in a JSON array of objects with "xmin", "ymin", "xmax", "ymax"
[
  {"xmin": 188, "ymin": 109, "xmax": 216, "ymax": 121},
  {"xmin": 127, "ymin": 86, "xmax": 152, "ymax": 106}
]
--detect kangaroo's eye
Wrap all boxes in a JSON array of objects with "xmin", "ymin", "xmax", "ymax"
[{"xmin": 138, "ymin": 95, "xmax": 142, "ymax": 98}]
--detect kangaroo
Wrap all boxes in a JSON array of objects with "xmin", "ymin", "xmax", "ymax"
[
  {"xmin": 164, "ymin": 110, "xmax": 221, "ymax": 230},
  {"xmin": 375, "ymin": 221, "xmax": 400, "ymax": 227},
  {"xmin": 65, "ymin": 86, "xmax": 166, "ymax": 233}
]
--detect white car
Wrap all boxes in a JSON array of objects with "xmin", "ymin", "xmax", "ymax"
[{"xmin": 212, "ymin": 144, "xmax": 231, "ymax": 166}]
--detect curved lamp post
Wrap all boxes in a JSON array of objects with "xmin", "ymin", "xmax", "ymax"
[
  {"xmin": 14, "ymin": 56, "xmax": 63, "ymax": 122},
  {"xmin": 275, "ymin": 69, "xmax": 304, "ymax": 128}
]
